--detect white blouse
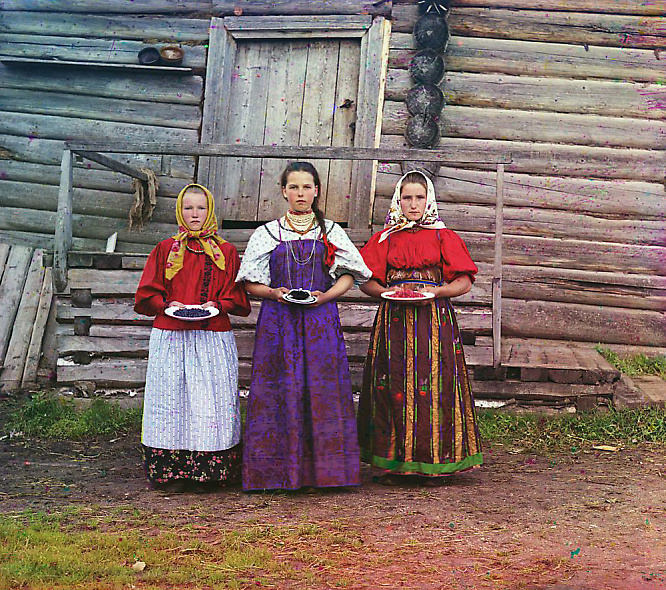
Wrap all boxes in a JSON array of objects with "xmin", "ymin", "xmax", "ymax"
[{"xmin": 237, "ymin": 218, "xmax": 372, "ymax": 286}]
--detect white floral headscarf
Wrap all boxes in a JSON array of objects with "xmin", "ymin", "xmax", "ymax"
[{"xmin": 378, "ymin": 170, "xmax": 446, "ymax": 242}]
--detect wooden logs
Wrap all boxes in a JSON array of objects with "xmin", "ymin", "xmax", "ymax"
[
  {"xmin": 414, "ymin": 13, "xmax": 450, "ymax": 52},
  {"xmin": 405, "ymin": 114, "xmax": 440, "ymax": 148},
  {"xmin": 405, "ymin": 83, "xmax": 445, "ymax": 116},
  {"xmin": 409, "ymin": 49, "xmax": 444, "ymax": 83}
]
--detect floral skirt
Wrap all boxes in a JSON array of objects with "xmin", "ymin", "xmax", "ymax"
[{"xmin": 143, "ymin": 444, "xmax": 242, "ymax": 485}]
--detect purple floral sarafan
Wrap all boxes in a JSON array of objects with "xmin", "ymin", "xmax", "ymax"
[{"xmin": 242, "ymin": 239, "xmax": 360, "ymax": 490}]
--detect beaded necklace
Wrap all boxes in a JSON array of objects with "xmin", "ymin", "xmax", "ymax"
[{"xmin": 285, "ymin": 210, "xmax": 316, "ymax": 235}]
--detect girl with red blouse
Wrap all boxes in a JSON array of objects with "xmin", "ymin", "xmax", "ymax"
[
  {"xmin": 135, "ymin": 184, "xmax": 250, "ymax": 492},
  {"xmin": 357, "ymin": 171, "xmax": 483, "ymax": 484}
]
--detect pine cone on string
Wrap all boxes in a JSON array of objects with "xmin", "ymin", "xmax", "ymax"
[{"xmin": 418, "ymin": 0, "xmax": 451, "ymax": 16}]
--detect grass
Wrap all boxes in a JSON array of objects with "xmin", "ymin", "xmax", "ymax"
[
  {"xmin": 478, "ymin": 405, "xmax": 666, "ymax": 452},
  {"xmin": 2, "ymin": 393, "xmax": 141, "ymax": 440},
  {"xmin": 596, "ymin": 347, "xmax": 666, "ymax": 380},
  {"xmin": 0, "ymin": 507, "xmax": 363, "ymax": 590}
]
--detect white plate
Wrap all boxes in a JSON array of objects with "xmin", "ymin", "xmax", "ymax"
[
  {"xmin": 164, "ymin": 305, "xmax": 220, "ymax": 321},
  {"xmin": 381, "ymin": 290, "xmax": 435, "ymax": 302},
  {"xmin": 283, "ymin": 289, "xmax": 317, "ymax": 305}
]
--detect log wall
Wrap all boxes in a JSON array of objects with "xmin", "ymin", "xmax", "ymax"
[
  {"xmin": 384, "ymin": 0, "xmax": 666, "ymax": 346},
  {"xmin": 0, "ymin": 8, "xmax": 208, "ymax": 253}
]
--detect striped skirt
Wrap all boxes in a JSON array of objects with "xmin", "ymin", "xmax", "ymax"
[
  {"xmin": 141, "ymin": 329, "xmax": 242, "ymax": 484},
  {"xmin": 357, "ymin": 298, "xmax": 483, "ymax": 476}
]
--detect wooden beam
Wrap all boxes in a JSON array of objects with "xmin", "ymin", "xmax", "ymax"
[
  {"xmin": 2, "ymin": 0, "xmax": 213, "ymax": 12},
  {"xmin": 65, "ymin": 141, "xmax": 512, "ymax": 164},
  {"xmin": 213, "ymin": 1, "xmax": 392, "ymax": 17},
  {"xmin": 72, "ymin": 151, "xmax": 149, "ymax": 182},
  {"xmin": 493, "ymin": 164, "xmax": 504, "ymax": 368},
  {"xmin": 53, "ymin": 149, "xmax": 73, "ymax": 293}
]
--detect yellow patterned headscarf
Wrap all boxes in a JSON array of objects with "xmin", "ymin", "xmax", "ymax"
[{"xmin": 165, "ymin": 183, "xmax": 226, "ymax": 280}]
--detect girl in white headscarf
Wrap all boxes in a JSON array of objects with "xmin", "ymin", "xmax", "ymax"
[{"xmin": 358, "ymin": 171, "xmax": 483, "ymax": 484}]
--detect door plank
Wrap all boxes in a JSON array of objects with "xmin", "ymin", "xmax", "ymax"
[
  {"xmin": 297, "ymin": 40, "xmax": 341, "ymax": 214},
  {"xmin": 326, "ymin": 39, "xmax": 361, "ymax": 222},
  {"xmin": 257, "ymin": 41, "xmax": 309, "ymax": 221},
  {"xmin": 221, "ymin": 43, "xmax": 272, "ymax": 221}
]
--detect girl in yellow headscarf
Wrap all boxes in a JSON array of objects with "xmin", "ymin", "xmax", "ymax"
[{"xmin": 135, "ymin": 183, "xmax": 250, "ymax": 493}]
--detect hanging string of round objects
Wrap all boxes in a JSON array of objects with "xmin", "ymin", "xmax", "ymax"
[{"xmin": 403, "ymin": 0, "xmax": 451, "ymax": 175}]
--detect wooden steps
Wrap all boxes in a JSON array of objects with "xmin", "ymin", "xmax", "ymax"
[{"xmin": 50, "ymin": 252, "xmax": 664, "ymax": 411}]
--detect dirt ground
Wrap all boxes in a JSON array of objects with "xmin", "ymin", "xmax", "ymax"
[{"xmin": 1, "ymin": 428, "xmax": 665, "ymax": 590}]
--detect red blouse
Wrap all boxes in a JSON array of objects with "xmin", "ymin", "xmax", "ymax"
[
  {"xmin": 134, "ymin": 238, "xmax": 251, "ymax": 331},
  {"xmin": 361, "ymin": 228, "xmax": 478, "ymax": 286}
]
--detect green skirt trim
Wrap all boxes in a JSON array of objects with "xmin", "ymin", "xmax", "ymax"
[{"xmin": 361, "ymin": 449, "xmax": 483, "ymax": 475}]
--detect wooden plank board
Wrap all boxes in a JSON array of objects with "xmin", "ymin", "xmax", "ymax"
[
  {"xmin": 223, "ymin": 15, "xmax": 372, "ymax": 36},
  {"xmin": 22, "ymin": 267, "xmax": 54, "ymax": 387},
  {"xmin": 392, "ymin": 5, "xmax": 666, "ymax": 49},
  {"xmin": 503, "ymin": 298, "xmax": 666, "ymax": 347},
  {"xmin": 0, "ymin": 208, "xmax": 177, "ymax": 248},
  {"xmin": 0, "ymin": 112, "xmax": 199, "ymax": 144},
  {"xmin": 0, "ymin": 33, "xmax": 207, "ymax": 67},
  {"xmin": 0, "ymin": 230, "xmax": 108, "ymax": 253},
  {"xmin": 0, "ymin": 250, "xmax": 45, "ymax": 389},
  {"xmin": 379, "ymin": 135, "xmax": 666, "ymax": 183},
  {"xmin": 221, "ymin": 42, "xmax": 273, "ymax": 221},
  {"xmin": 325, "ymin": 39, "xmax": 361, "ymax": 222},
  {"xmin": 0, "ymin": 244, "xmax": 11, "ymax": 284},
  {"xmin": 383, "ymin": 102, "xmax": 665, "ymax": 150},
  {"xmin": 0, "ymin": 246, "xmax": 34, "ymax": 365},
  {"xmin": 56, "ymin": 298, "xmax": 493, "ymax": 333},
  {"xmin": 0, "ymin": 88, "xmax": 201, "ymax": 130},
  {"xmin": 349, "ymin": 16, "xmax": 389, "ymax": 229},
  {"xmin": 297, "ymin": 40, "xmax": 340, "ymax": 215},
  {"xmin": 0, "ymin": 63, "xmax": 204, "ymax": 104},
  {"xmin": 440, "ymin": 0, "xmax": 666, "ymax": 15},
  {"xmin": 372, "ymin": 199, "xmax": 666, "ymax": 247},
  {"xmin": 2, "ymin": 12, "xmax": 210, "ymax": 41},
  {"xmin": 375, "ymin": 165, "xmax": 665, "ymax": 219},
  {"xmin": 256, "ymin": 41, "xmax": 309, "ymax": 221},
  {"xmin": 63, "ymin": 267, "xmax": 491, "ymax": 305},
  {"xmin": 213, "ymin": 1, "xmax": 392, "ymax": 16},
  {"xmin": 470, "ymin": 379, "xmax": 614, "ymax": 401},
  {"xmin": 0, "ymin": 160, "xmax": 186, "ymax": 197},
  {"xmin": 2, "ymin": 0, "xmax": 213, "ymax": 12},
  {"xmin": 389, "ymin": 35, "xmax": 664, "ymax": 83},
  {"xmin": 386, "ymin": 70, "xmax": 665, "ymax": 120}
]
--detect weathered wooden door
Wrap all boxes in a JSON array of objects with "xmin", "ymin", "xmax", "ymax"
[{"xmin": 199, "ymin": 16, "xmax": 389, "ymax": 227}]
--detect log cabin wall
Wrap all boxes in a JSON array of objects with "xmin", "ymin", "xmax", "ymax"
[
  {"xmin": 0, "ymin": 1, "xmax": 210, "ymax": 253},
  {"xmin": 384, "ymin": 0, "xmax": 666, "ymax": 347}
]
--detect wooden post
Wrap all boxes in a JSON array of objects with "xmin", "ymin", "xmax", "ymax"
[
  {"xmin": 492, "ymin": 163, "xmax": 504, "ymax": 368},
  {"xmin": 53, "ymin": 149, "xmax": 73, "ymax": 292}
]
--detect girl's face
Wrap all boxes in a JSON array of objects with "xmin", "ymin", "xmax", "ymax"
[
  {"xmin": 282, "ymin": 170, "xmax": 317, "ymax": 213},
  {"xmin": 181, "ymin": 189, "xmax": 208, "ymax": 231},
  {"xmin": 400, "ymin": 182, "xmax": 428, "ymax": 221}
]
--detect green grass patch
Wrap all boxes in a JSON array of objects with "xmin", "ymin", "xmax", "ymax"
[
  {"xmin": 478, "ymin": 406, "xmax": 666, "ymax": 452},
  {"xmin": 2, "ymin": 393, "xmax": 141, "ymax": 440},
  {"xmin": 0, "ymin": 507, "xmax": 363, "ymax": 590},
  {"xmin": 596, "ymin": 347, "xmax": 666, "ymax": 379}
]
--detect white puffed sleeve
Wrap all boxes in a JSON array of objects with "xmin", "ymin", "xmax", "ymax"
[
  {"xmin": 236, "ymin": 223, "xmax": 279, "ymax": 285},
  {"xmin": 326, "ymin": 221, "xmax": 372, "ymax": 285}
]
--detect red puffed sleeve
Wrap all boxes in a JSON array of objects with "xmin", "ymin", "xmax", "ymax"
[
  {"xmin": 214, "ymin": 245, "xmax": 251, "ymax": 317},
  {"xmin": 360, "ymin": 231, "xmax": 390, "ymax": 286},
  {"xmin": 440, "ymin": 230, "xmax": 478, "ymax": 283},
  {"xmin": 134, "ymin": 241, "xmax": 169, "ymax": 316}
]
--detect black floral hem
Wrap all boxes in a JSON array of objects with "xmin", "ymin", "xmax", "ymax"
[{"xmin": 143, "ymin": 444, "xmax": 241, "ymax": 485}]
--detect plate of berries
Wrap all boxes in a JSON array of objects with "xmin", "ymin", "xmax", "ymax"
[
  {"xmin": 283, "ymin": 289, "xmax": 317, "ymax": 305},
  {"xmin": 165, "ymin": 305, "xmax": 219, "ymax": 321},
  {"xmin": 381, "ymin": 288, "xmax": 435, "ymax": 301}
]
